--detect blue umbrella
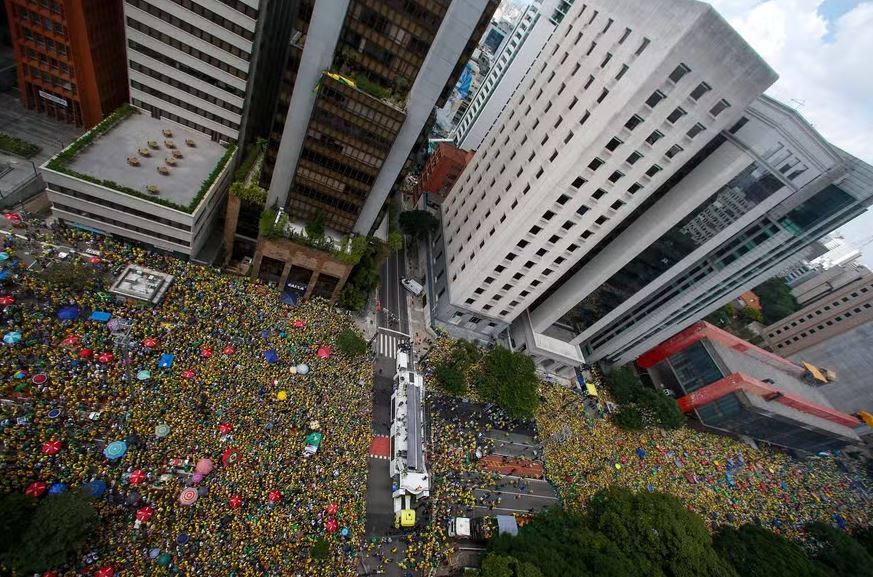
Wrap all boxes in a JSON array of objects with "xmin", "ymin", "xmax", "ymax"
[
  {"xmin": 264, "ymin": 350, "xmax": 278, "ymax": 364},
  {"xmin": 104, "ymin": 440, "xmax": 128, "ymax": 460},
  {"xmin": 158, "ymin": 353, "xmax": 175, "ymax": 369},
  {"xmin": 260, "ymin": 329, "xmax": 271, "ymax": 338},
  {"xmin": 3, "ymin": 331, "xmax": 22, "ymax": 345},
  {"xmin": 176, "ymin": 533, "xmax": 190, "ymax": 545},
  {"xmin": 137, "ymin": 370, "xmax": 151, "ymax": 381},
  {"xmin": 0, "ymin": 252, "xmax": 8, "ymax": 261},
  {"xmin": 0, "ymin": 271, "xmax": 9, "ymax": 281},
  {"xmin": 47, "ymin": 408, "xmax": 62, "ymax": 419},
  {"xmin": 57, "ymin": 306, "xmax": 80, "ymax": 320},
  {"xmin": 84, "ymin": 479, "xmax": 107, "ymax": 498},
  {"xmin": 48, "ymin": 482, "xmax": 69, "ymax": 495}
]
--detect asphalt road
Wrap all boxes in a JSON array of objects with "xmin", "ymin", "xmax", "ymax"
[{"xmin": 378, "ymin": 247, "xmax": 409, "ymax": 335}]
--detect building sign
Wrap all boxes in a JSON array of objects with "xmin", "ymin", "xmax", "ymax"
[{"xmin": 38, "ymin": 90, "xmax": 68, "ymax": 107}]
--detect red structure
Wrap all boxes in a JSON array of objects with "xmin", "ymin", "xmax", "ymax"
[
  {"xmin": 4, "ymin": 0, "xmax": 129, "ymax": 127},
  {"xmin": 414, "ymin": 142, "xmax": 474, "ymax": 204}
]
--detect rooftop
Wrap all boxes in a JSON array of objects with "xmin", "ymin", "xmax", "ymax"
[
  {"xmin": 109, "ymin": 264, "xmax": 174, "ymax": 304},
  {"xmin": 58, "ymin": 108, "xmax": 230, "ymax": 210}
]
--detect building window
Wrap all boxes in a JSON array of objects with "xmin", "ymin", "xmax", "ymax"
[
  {"xmin": 645, "ymin": 90, "xmax": 665, "ymax": 108},
  {"xmin": 646, "ymin": 130, "xmax": 664, "ymax": 145},
  {"xmin": 625, "ymin": 114, "xmax": 644, "ymax": 130},
  {"xmin": 665, "ymin": 144, "xmax": 684, "ymax": 159},
  {"xmin": 608, "ymin": 170, "xmax": 624, "ymax": 183},
  {"xmin": 690, "ymin": 82, "xmax": 711, "ymax": 101},
  {"xmin": 668, "ymin": 63, "xmax": 691, "ymax": 83},
  {"xmin": 615, "ymin": 64, "xmax": 629, "ymax": 81},
  {"xmin": 710, "ymin": 99, "xmax": 731, "ymax": 117},
  {"xmin": 618, "ymin": 27, "xmax": 632, "ymax": 44},
  {"xmin": 597, "ymin": 88, "xmax": 609, "ymax": 103},
  {"xmin": 588, "ymin": 158, "xmax": 605, "ymax": 171},
  {"xmin": 667, "ymin": 107, "xmax": 687, "ymax": 124},
  {"xmin": 646, "ymin": 164, "xmax": 662, "ymax": 177},
  {"xmin": 686, "ymin": 123, "xmax": 706, "ymax": 139},
  {"xmin": 626, "ymin": 151, "xmax": 643, "ymax": 165},
  {"xmin": 592, "ymin": 188, "xmax": 607, "ymax": 200},
  {"xmin": 635, "ymin": 37, "xmax": 650, "ymax": 56},
  {"xmin": 628, "ymin": 182, "xmax": 643, "ymax": 194},
  {"xmin": 606, "ymin": 137, "xmax": 622, "ymax": 152}
]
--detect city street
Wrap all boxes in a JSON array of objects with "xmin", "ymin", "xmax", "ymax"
[{"xmin": 378, "ymin": 246, "xmax": 409, "ymax": 337}]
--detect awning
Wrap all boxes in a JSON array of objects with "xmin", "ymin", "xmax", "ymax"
[
  {"xmin": 585, "ymin": 382, "xmax": 598, "ymax": 397},
  {"xmin": 857, "ymin": 411, "xmax": 873, "ymax": 428},
  {"xmin": 801, "ymin": 361, "xmax": 828, "ymax": 383}
]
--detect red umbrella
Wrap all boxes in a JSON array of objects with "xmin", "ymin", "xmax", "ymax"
[
  {"xmin": 326, "ymin": 502, "xmax": 338, "ymax": 516},
  {"xmin": 41, "ymin": 440, "xmax": 62, "ymax": 455},
  {"xmin": 325, "ymin": 518, "xmax": 339, "ymax": 533},
  {"xmin": 25, "ymin": 481, "xmax": 47, "ymax": 497},
  {"xmin": 0, "ymin": 296, "xmax": 15, "ymax": 305},
  {"xmin": 42, "ymin": 571, "xmax": 59, "ymax": 577},
  {"xmin": 94, "ymin": 567, "xmax": 114, "ymax": 577},
  {"xmin": 292, "ymin": 319, "xmax": 305, "ymax": 329},
  {"xmin": 135, "ymin": 506, "xmax": 155, "ymax": 522},
  {"xmin": 267, "ymin": 490, "xmax": 281, "ymax": 503},
  {"xmin": 218, "ymin": 423, "xmax": 233, "ymax": 434},
  {"xmin": 3, "ymin": 212, "xmax": 21, "ymax": 222},
  {"xmin": 62, "ymin": 335, "xmax": 81, "ymax": 347},
  {"xmin": 79, "ymin": 348, "xmax": 93, "ymax": 359},
  {"xmin": 221, "ymin": 447, "xmax": 241, "ymax": 466},
  {"xmin": 142, "ymin": 338, "xmax": 158, "ymax": 348},
  {"xmin": 98, "ymin": 352, "xmax": 114, "ymax": 364},
  {"xmin": 181, "ymin": 369, "xmax": 195, "ymax": 379},
  {"xmin": 129, "ymin": 469, "xmax": 146, "ymax": 485},
  {"xmin": 228, "ymin": 495, "xmax": 242, "ymax": 509},
  {"xmin": 222, "ymin": 345, "xmax": 235, "ymax": 355},
  {"xmin": 87, "ymin": 256, "xmax": 102, "ymax": 264},
  {"xmin": 200, "ymin": 347, "xmax": 213, "ymax": 358},
  {"xmin": 317, "ymin": 346, "xmax": 331, "ymax": 359}
]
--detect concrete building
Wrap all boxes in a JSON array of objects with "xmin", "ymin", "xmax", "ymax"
[
  {"xmin": 452, "ymin": 0, "xmax": 562, "ymax": 151},
  {"xmin": 639, "ymin": 322, "xmax": 864, "ymax": 453},
  {"xmin": 123, "ymin": 0, "xmax": 295, "ymax": 145},
  {"xmin": 414, "ymin": 142, "xmax": 474, "ymax": 205},
  {"xmin": 789, "ymin": 260, "xmax": 871, "ymax": 306},
  {"xmin": 432, "ymin": 0, "xmax": 778, "ymax": 375},
  {"xmin": 43, "ymin": 106, "xmax": 234, "ymax": 259},
  {"xmin": 4, "ymin": 0, "xmax": 129, "ymax": 127}
]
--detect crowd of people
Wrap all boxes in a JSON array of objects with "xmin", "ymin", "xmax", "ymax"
[
  {"xmin": 538, "ymin": 383, "xmax": 873, "ymax": 538},
  {"xmin": 1, "ymin": 224, "xmax": 372, "ymax": 576}
]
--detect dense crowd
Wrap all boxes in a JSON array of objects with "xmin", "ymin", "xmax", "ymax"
[
  {"xmin": 1, "ymin": 225, "xmax": 372, "ymax": 576},
  {"xmin": 538, "ymin": 383, "xmax": 873, "ymax": 538}
]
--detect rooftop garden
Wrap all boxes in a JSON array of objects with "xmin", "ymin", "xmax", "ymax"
[
  {"xmin": 229, "ymin": 139, "xmax": 267, "ymax": 206},
  {"xmin": 0, "ymin": 133, "xmax": 41, "ymax": 158},
  {"xmin": 45, "ymin": 105, "xmax": 236, "ymax": 214}
]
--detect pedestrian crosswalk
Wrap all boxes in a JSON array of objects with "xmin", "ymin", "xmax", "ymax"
[{"xmin": 376, "ymin": 332, "xmax": 408, "ymax": 358}]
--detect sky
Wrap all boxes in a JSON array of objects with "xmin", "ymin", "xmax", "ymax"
[{"xmin": 705, "ymin": 0, "xmax": 873, "ymax": 264}]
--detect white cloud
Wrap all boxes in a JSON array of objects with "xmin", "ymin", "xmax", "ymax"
[{"xmin": 707, "ymin": 0, "xmax": 873, "ymax": 263}]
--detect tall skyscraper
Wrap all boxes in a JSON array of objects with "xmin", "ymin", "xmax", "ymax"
[
  {"xmin": 4, "ymin": 0, "xmax": 128, "ymax": 127},
  {"xmin": 259, "ymin": 0, "xmax": 496, "ymax": 235}
]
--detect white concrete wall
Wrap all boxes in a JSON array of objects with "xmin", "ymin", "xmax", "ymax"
[{"xmin": 440, "ymin": 0, "xmax": 777, "ymax": 328}]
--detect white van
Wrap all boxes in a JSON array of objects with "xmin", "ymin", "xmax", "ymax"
[{"xmin": 401, "ymin": 278, "xmax": 424, "ymax": 296}]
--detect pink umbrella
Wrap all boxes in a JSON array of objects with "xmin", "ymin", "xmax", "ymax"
[
  {"xmin": 195, "ymin": 458, "xmax": 213, "ymax": 475},
  {"xmin": 218, "ymin": 423, "xmax": 233, "ymax": 434},
  {"xmin": 136, "ymin": 506, "xmax": 155, "ymax": 522},
  {"xmin": 325, "ymin": 518, "xmax": 338, "ymax": 533},
  {"xmin": 192, "ymin": 473, "xmax": 203, "ymax": 483},
  {"xmin": 228, "ymin": 495, "xmax": 242, "ymax": 509},
  {"xmin": 0, "ymin": 296, "xmax": 15, "ymax": 305},
  {"xmin": 200, "ymin": 347, "xmax": 213, "ymax": 358},
  {"xmin": 317, "ymin": 346, "xmax": 331, "ymax": 359},
  {"xmin": 25, "ymin": 481, "xmax": 47, "ymax": 497},
  {"xmin": 222, "ymin": 345, "xmax": 235, "ymax": 355},
  {"xmin": 292, "ymin": 319, "xmax": 305, "ymax": 329},
  {"xmin": 326, "ymin": 502, "xmax": 338, "ymax": 516},
  {"xmin": 179, "ymin": 487, "xmax": 198, "ymax": 506},
  {"xmin": 94, "ymin": 567, "xmax": 114, "ymax": 577},
  {"xmin": 142, "ymin": 338, "xmax": 158, "ymax": 348},
  {"xmin": 267, "ymin": 490, "xmax": 281, "ymax": 503},
  {"xmin": 181, "ymin": 369, "xmax": 195, "ymax": 379},
  {"xmin": 129, "ymin": 469, "xmax": 146, "ymax": 485},
  {"xmin": 41, "ymin": 440, "xmax": 62, "ymax": 455},
  {"xmin": 97, "ymin": 352, "xmax": 114, "ymax": 364},
  {"xmin": 3, "ymin": 212, "xmax": 21, "ymax": 222},
  {"xmin": 87, "ymin": 256, "xmax": 102, "ymax": 264},
  {"xmin": 62, "ymin": 335, "xmax": 81, "ymax": 347}
]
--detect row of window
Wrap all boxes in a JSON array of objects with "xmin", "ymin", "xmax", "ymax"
[
  {"xmin": 130, "ymin": 60, "xmax": 243, "ymax": 115},
  {"xmin": 13, "ymin": 5, "xmax": 65, "ymax": 37},
  {"xmin": 23, "ymin": 46, "xmax": 70, "ymax": 74},
  {"xmin": 16, "ymin": 0, "xmax": 62, "ymax": 16},
  {"xmin": 306, "ymin": 129, "xmax": 384, "ymax": 170},
  {"xmin": 49, "ymin": 184, "xmax": 192, "ymax": 231},
  {"xmin": 768, "ymin": 284, "xmax": 873, "ymax": 338},
  {"xmin": 166, "ymin": 0, "xmax": 255, "ymax": 41},
  {"xmin": 131, "ymin": 80, "xmax": 240, "ymax": 130},
  {"xmin": 125, "ymin": 1, "xmax": 251, "ymax": 63},
  {"xmin": 132, "ymin": 98, "xmax": 225, "ymax": 142},
  {"xmin": 128, "ymin": 39, "xmax": 246, "ymax": 99},
  {"xmin": 22, "ymin": 63, "xmax": 74, "ymax": 93},
  {"xmin": 774, "ymin": 303, "xmax": 873, "ymax": 348},
  {"xmin": 52, "ymin": 201, "xmax": 191, "ymax": 247}
]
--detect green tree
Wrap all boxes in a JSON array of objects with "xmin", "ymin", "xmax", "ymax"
[
  {"xmin": 586, "ymin": 488, "xmax": 737, "ymax": 577},
  {"xmin": 612, "ymin": 405, "xmax": 645, "ymax": 430},
  {"xmin": 0, "ymin": 492, "xmax": 34, "ymax": 563},
  {"xmin": 387, "ymin": 231, "xmax": 404, "ymax": 251},
  {"xmin": 805, "ymin": 522, "xmax": 873, "ymax": 577},
  {"xmin": 477, "ymin": 554, "xmax": 544, "ymax": 577},
  {"xmin": 742, "ymin": 306, "xmax": 764, "ymax": 323},
  {"xmin": 338, "ymin": 239, "xmax": 384, "ymax": 312},
  {"xmin": 398, "ymin": 210, "xmax": 439, "ymax": 241},
  {"xmin": 305, "ymin": 210, "xmax": 326, "ymax": 239},
  {"xmin": 474, "ymin": 347, "xmax": 539, "ymax": 420},
  {"xmin": 450, "ymin": 339, "xmax": 482, "ymax": 373},
  {"xmin": 714, "ymin": 524, "xmax": 827, "ymax": 577},
  {"xmin": 434, "ymin": 363, "xmax": 465, "ymax": 395},
  {"xmin": 335, "ymin": 329, "xmax": 368, "ymax": 356},
  {"xmin": 4, "ymin": 489, "xmax": 99, "ymax": 574},
  {"xmin": 40, "ymin": 261, "xmax": 101, "ymax": 292},
  {"xmin": 853, "ymin": 526, "xmax": 873, "ymax": 557},
  {"xmin": 754, "ymin": 277, "xmax": 800, "ymax": 325},
  {"xmin": 604, "ymin": 366, "xmax": 684, "ymax": 430}
]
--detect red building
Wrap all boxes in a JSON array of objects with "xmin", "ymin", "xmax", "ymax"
[
  {"xmin": 4, "ymin": 0, "xmax": 128, "ymax": 128},
  {"xmin": 638, "ymin": 321, "xmax": 863, "ymax": 452},
  {"xmin": 414, "ymin": 142, "xmax": 473, "ymax": 204}
]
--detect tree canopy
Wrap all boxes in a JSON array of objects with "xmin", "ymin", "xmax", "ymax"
[
  {"xmin": 40, "ymin": 261, "xmax": 102, "ymax": 292},
  {"xmin": 805, "ymin": 522, "xmax": 873, "ymax": 577},
  {"xmin": 473, "ymin": 346, "xmax": 539, "ymax": 420},
  {"xmin": 338, "ymin": 239, "xmax": 385, "ymax": 311},
  {"xmin": 603, "ymin": 366, "xmax": 684, "ymax": 430},
  {"xmin": 714, "ymin": 524, "xmax": 828, "ymax": 577},
  {"xmin": 754, "ymin": 277, "xmax": 800, "ymax": 325},
  {"xmin": 335, "ymin": 329, "xmax": 368, "ymax": 356},
  {"xmin": 398, "ymin": 210, "xmax": 439, "ymax": 240}
]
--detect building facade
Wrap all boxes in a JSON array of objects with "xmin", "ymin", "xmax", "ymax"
[
  {"xmin": 431, "ymin": 0, "xmax": 778, "ymax": 374},
  {"xmin": 5, "ymin": 0, "xmax": 128, "ymax": 127},
  {"xmin": 414, "ymin": 142, "xmax": 473, "ymax": 205},
  {"xmin": 639, "ymin": 322, "xmax": 864, "ymax": 453},
  {"xmin": 789, "ymin": 260, "xmax": 871, "ymax": 307}
]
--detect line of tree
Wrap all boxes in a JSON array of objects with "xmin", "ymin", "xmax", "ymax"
[
  {"xmin": 474, "ymin": 487, "xmax": 873, "ymax": 577},
  {"xmin": 602, "ymin": 366, "xmax": 685, "ymax": 430}
]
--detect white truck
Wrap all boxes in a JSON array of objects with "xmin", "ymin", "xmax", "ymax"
[
  {"xmin": 401, "ymin": 277, "xmax": 424, "ymax": 296},
  {"xmin": 447, "ymin": 515, "xmax": 518, "ymax": 541}
]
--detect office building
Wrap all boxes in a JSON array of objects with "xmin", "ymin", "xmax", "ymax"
[
  {"xmin": 123, "ymin": 0, "xmax": 296, "ymax": 145},
  {"xmin": 453, "ymin": 0, "xmax": 562, "ymax": 151},
  {"xmin": 789, "ymin": 260, "xmax": 871, "ymax": 306},
  {"xmin": 432, "ymin": 0, "xmax": 778, "ymax": 370},
  {"xmin": 639, "ymin": 322, "xmax": 863, "ymax": 453},
  {"xmin": 5, "ymin": 0, "xmax": 128, "ymax": 127},
  {"xmin": 222, "ymin": 0, "xmax": 497, "ymax": 297},
  {"xmin": 414, "ymin": 142, "xmax": 474, "ymax": 205}
]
